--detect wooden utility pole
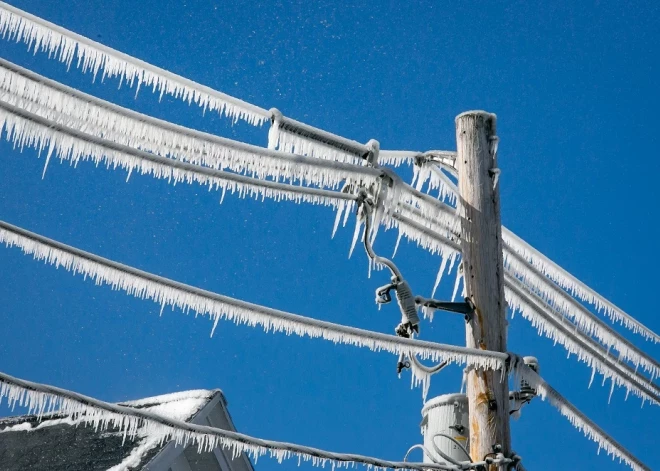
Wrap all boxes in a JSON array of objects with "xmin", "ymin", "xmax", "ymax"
[{"xmin": 455, "ymin": 111, "xmax": 510, "ymax": 466}]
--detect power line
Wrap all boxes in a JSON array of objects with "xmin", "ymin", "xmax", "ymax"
[
  {"xmin": 0, "ymin": 99, "xmax": 361, "ymax": 207},
  {"xmin": 0, "ymin": 370, "xmax": 464, "ymax": 471},
  {"xmin": 0, "ymin": 59, "xmax": 381, "ymax": 193},
  {"xmin": 0, "ymin": 220, "xmax": 509, "ymax": 370},
  {"xmin": 0, "ymin": 1, "xmax": 270, "ymax": 126}
]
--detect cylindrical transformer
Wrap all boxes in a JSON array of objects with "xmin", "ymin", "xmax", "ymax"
[{"xmin": 421, "ymin": 393, "xmax": 470, "ymax": 464}]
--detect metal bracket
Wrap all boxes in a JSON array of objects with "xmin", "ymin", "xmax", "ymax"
[{"xmin": 415, "ymin": 296, "xmax": 475, "ymax": 322}]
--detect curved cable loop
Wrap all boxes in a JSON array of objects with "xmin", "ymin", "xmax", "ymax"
[
  {"xmin": 409, "ymin": 355, "xmax": 449, "ymax": 375},
  {"xmin": 432, "ymin": 435, "xmax": 471, "ymax": 463},
  {"xmin": 403, "ymin": 444, "xmax": 445, "ymax": 465},
  {"xmin": 429, "ymin": 438, "xmax": 462, "ymax": 467},
  {"xmin": 359, "ymin": 192, "xmax": 402, "ymax": 279}
]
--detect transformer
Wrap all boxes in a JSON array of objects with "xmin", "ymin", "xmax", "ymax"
[{"xmin": 420, "ymin": 393, "xmax": 470, "ymax": 464}]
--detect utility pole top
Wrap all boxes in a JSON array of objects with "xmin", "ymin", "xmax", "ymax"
[
  {"xmin": 455, "ymin": 110, "xmax": 497, "ymax": 121},
  {"xmin": 455, "ymin": 111, "xmax": 510, "ymax": 467}
]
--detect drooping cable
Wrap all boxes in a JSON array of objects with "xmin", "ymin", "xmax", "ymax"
[
  {"xmin": 0, "ymin": 220, "xmax": 509, "ymax": 370},
  {"xmin": 0, "ymin": 370, "xmax": 463, "ymax": 471}
]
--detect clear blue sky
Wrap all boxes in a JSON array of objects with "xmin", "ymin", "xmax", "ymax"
[{"xmin": 1, "ymin": 0, "xmax": 658, "ymax": 469}]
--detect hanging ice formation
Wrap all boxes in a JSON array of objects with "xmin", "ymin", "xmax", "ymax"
[
  {"xmin": 505, "ymin": 279, "xmax": 659, "ymax": 406},
  {"xmin": 0, "ymin": 2, "xmax": 270, "ymax": 126},
  {"xmin": 0, "ymin": 100, "xmax": 361, "ymax": 209},
  {"xmin": 512, "ymin": 362, "xmax": 650, "ymax": 471},
  {"xmin": 0, "ymin": 372, "xmax": 463, "ymax": 471},
  {"xmin": 0, "ymin": 61, "xmax": 380, "ymax": 193},
  {"xmin": 0, "ymin": 221, "xmax": 508, "ymax": 371}
]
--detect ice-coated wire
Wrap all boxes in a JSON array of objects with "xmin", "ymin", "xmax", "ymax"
[
  {"xmin": 503, "ymin": 240, "xmax": 660, "ymax": 379},
  {"xmin": 514, "ymin": 362, "xmax": 650, "ymax": 471},
  {"xmin": 0, "ymin": 58, "xmax": 381, "ymax": 191},
  {"xmin": 0, "ymin": 370, "xmax": 467, "ymax": 471},
  {"xmin": 0, "ymin": 220, "xmax": 509, "ymax": 370},
  {"xmin": 0, "ymin": 99, "xmax": 359, "ymax": 208},
  {"xmin": 0, "ymin": 1, "xmax": 270, "ymax": 125}
]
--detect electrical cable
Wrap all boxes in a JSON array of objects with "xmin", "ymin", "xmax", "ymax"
[
  {"xmin": 0, "ymin": 220, "xmax": 510, "ymax": 370},
  {"xmin": 0, "ymin": 370, "xmax": 464, "ymax": 471},
  {"xmin": 0, "ymin": 1, "xmax": 270, "ymax": 125}
]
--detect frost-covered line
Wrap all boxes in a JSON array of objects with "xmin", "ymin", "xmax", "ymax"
[
  {"xmin": 0, "ymin": 1, "xmax": 269, "ymax": 125},
  {"xmin": 503, "ymin": 242, "xmax": 660, "ymax": 378},
  {"xmin": 0, "ymin": 99, "xmax": 357, "ymax": 207},
  {"xmin": 0, "ymin": 58, "xmax": 381, "ymax": 190},
  {"xmin": 513, "ymin": 363, "xmax": 650, "ymax": 471},
  {"xmin": 503, "ymin": 228, "xmax": 659, "ymax": 343},
  {"xmin": 0, "ymin": 371, "xmax": 463, "ymax": 471},
  {"xmin": 505, "ymin": 276, "xmax": 659, "ymax": 405},
  {"xmin": 0, "ymin": 220, "xmax": 509, "ymax": 369}
]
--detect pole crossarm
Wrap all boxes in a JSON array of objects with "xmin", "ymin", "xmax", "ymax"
[
  {"xmin": 0, "ymin": 220, "xmax": 509, "ymax": 370},
  {"xmin": 0, "ymin": 370, "xmax": 464, "ymax": 471}
]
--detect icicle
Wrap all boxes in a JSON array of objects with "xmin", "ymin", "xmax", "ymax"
[
  {"xmin": 348, "ymin": 217, "xmax": 362, "ymax": 259},
  {"xmin": 431, "ymin": 256, "xmax": 448, "ymax": 298},
  {"xmin": 391, "ymin": 230, "xmax": 403, "ymax": 258},
  {"xmin": 451, "ymin": 270, "xmax": 463, "ymax": 302}
]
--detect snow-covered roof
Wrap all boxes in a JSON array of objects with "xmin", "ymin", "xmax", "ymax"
[{"xmin": 0, "ymin": 388, "xmax": 241, "ymax": 471}]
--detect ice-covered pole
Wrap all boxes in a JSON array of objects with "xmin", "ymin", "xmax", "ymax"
[{"xmin": 455, "ymin": 111, "xmax": 511, "ymax": 465}]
